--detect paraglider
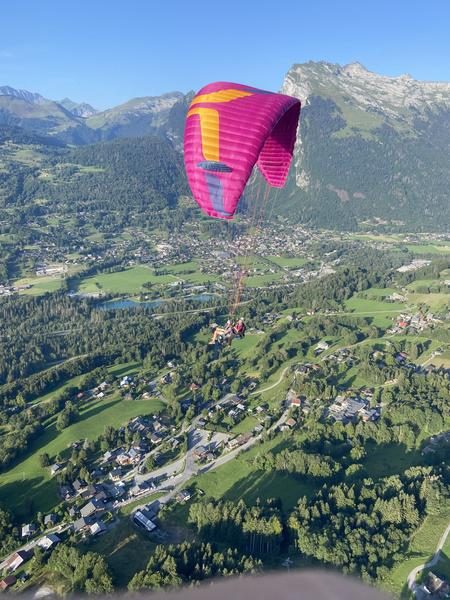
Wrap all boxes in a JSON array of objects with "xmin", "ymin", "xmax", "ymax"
[
  {"xmin": 184, "ymin": 81, "xmax": 301, "ymax": 343},
  {"xmin": 184, "ymin": 81, "xmax": 301, "ymax": 219}
]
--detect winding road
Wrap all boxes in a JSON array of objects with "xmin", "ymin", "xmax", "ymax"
[
  {"xmin": 407, "ymin": 522, "xmax": 450, "ymax": 596},
  {"xmin": 250, "ymin": 365, "xmax": 290, "ymax": 396}
]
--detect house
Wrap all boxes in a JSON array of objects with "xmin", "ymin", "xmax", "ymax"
[
  {"xmin": 130, "ymin": 481, "xmax": 155, "ymax": 497},
  {"xmin": 110, "ymin": 467, "xmax": 123, "ymax": 482},
  {"xmin": 102, "ymin": 449, "xmax": 119, "ymax": 464},
  {"xmin": 286, "ymin": 389, "xmax": 302, "ymax": 407},
  {"xmin": 44, "ymin": 513, "xmax": 58, "ymax": 527},
  {"xmin": 150, "ymin": 433, "xmax": 162, "ymax": 445},
  {"xmin": 90, "ymin": 520, "xmax": 107, "ymax": 536},
  {"xmin": 72, "ymin": 478, "xmax": 88, "ymax": 494},
  {"xmin": 73, "ymin": 517, "xmax": 93, "ymax": 533},
  {"xmin": 134, "ymin": 510, "xmax": 157, "ymax": 532},
  {"xmin": 68, "ymin": 507, "xmax": 78, "ymax": 518},
  {"xmin": 423, "ymin": 571, "xmax": 449, "ymax": 597},
  {"xmin": 50, "ymin": 463, "xmax": 62, "ymax": 476},
  {"xmin": 4, "ymin": 550, "xmax": 31, "ymax": 573},
  {"xmin": 285, "ymin": 418, "xmax": 297, "ymax": 428},
  {"xmin": 315, "ymin": 340, "xmax": 330, "ymax": 355},
  {"xmin": 95, "ymin": 490, "xmax": 108, "ymax": 503},
  {"xmin": 176, "ymin": 489, "xmax": 191, "ymax": 503},
  {"xmin": 59, "ymin": 485, "xmax": 73, "ymax": 499},
  {"xmin": 21, "ymin": 523, "xmax": 37, "ymax": 538},
  {"xmin": 37, "ymin": 533, "xmax": 60, "ymax": 550},
  {"xmin": 107, "ymin": 482, "xmax": 127, "ymax": 498},
  {"xmin": 120, "ymin": 375, "xmax": 133, "ymax": 388},
  {"xmin": 80, "ymin": 499, "xmax": 103, "ymax": 518},
  {"xmin": 0, "ymin": 576, "xmax": 16, "ymax": 590}
]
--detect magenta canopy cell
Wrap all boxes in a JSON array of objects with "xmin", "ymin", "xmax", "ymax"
[{"xmin": 183, "ymin": 81, "xmax": 301, "ymax": 220}]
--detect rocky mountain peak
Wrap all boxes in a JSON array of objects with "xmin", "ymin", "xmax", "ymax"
[{"xmin": 0, "ymin": 85, "xmax": 48, "ymax": 104}]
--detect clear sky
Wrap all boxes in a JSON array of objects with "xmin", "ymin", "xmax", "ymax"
[{"xmin": 1, "ymin": 0, "xmax": 450, "ymax": 109}]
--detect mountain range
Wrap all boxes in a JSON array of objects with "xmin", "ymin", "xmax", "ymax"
[{"xmin": 1, "ymin": 61, "xmax": 450, "ymax": 231}]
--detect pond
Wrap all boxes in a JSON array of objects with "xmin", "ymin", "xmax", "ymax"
[{"xmin": 99, "ymin": 293, "xmax": 219, "ymax": 310}]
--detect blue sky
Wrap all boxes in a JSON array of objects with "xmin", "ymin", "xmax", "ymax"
[{"xmin": 1, "ymin": 0, "xmax": 450, "ymax": 109}]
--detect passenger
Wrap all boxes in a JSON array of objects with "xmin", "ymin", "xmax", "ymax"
[
  {"xmin": 210, "ymin": 319, "xmax": 233, "ymax": 344},
  {"xmin": 232, "ymin": 318, "xmax": 246, "ymax": 338}
]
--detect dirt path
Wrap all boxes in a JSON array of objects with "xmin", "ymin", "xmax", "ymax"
[{"xmin": 250, "ymin": 365, "xmax": 290, "ymax": 396}]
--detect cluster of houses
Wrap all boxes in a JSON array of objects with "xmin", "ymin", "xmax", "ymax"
[
  {"xmin": 388, "ymin": 312, "xmax": 439, "ymax": 335},
  {"xmin": 286, "ymin": 389, "xmax": 311, "ymax": 416},
  {"xmin": 0, "ymin": 532, "xmax": 62, "ymax": 589},
  {"xmin": 0, "ymin": 283, "xmax": 32, "ymax": 296},
  {"xmin": 397, "ymin": 259, "xmax": 431, "ymax": 273},
  {"xmin": 327, "ymin": 392, "xmax": 381, "ymax": 424},
  {"xmin": 322, "ymin": 347, "xmax": 355, "ymax": 365}
]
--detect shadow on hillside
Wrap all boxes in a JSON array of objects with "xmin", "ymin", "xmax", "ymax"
[
  {"xmin": 363, "ymin": 441, "xmax": 423, "ymax": 480},
  {"xmin": 1, "ymin": 397, "xmax": 123, "ymax": 475},
  {"xmin": 0, "ymin": 476, "xmax": 57, "ymax": 519}
]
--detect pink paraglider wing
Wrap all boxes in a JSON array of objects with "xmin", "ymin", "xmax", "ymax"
[{"xmin": 183, "ymin": 82, "xmax": 301, "ymax": 219}]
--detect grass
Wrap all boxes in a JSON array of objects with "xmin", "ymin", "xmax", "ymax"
[
  {"xmin": 15, "ymin": 276, "xmax": 64, "ymax": 296},
  {"xmin": 0, "ymin": 394, "xmax": 164, "ymax": 517},
  {"xmin": 407, "ymin": 292, "xmax": 449, "ymax": 311},
  {"xmin": 85, "ymin": 518, "xmax": 157, "ymax": 588},
  {"xmin": 77, "ymin": 266, "xmax": 175, "ymax": 295},
  {"xmin": 231, "ymin": 415, "xmax": 260, "ymax": 434},
  {"xmin": 191, "ymin": 436, "xmax": 317, "ymax": 511},
  {"xmin": 345, "ymin": 296, "xmax": 403, "ymax": 327},
  {"xmin": 245, "ymin": 272, "xmax": 284, "ymax": 287},
  {"xmin": 266, "ymin": 256, "xmax": 307, "ymax": 269},
  {"xmin": 363, "ymin": 442, "xmax": 423, "ymax": 480},
  {"xmin": 362, "ymin": 287, "xmax": 398, "ymax": 298},
  {"xmin": 404, "ymin": 243, "xmax": 450, "ymax": 255},
  {"xmin": 350, "ymin": 233, "xmax": 406, "ymax": 244},
  {"xmin": 118, "ymin": 493, "xmax": 165, "ymax": 516},
  {"xmin": 76, "ymin": 264, "xmax": 220, "ymax": 295}
]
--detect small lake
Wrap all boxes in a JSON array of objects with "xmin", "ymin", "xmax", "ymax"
[{"xmin": 99, "ymin": 293, "xmax": 218, "ymax": 311}]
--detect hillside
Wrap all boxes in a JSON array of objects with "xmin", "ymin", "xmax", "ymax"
[
  {"xmin": 281, "ymin": 61, "xmax": 450, "ymax": 231},
  {"xmin": 2, "ymin": 61, "xmax": 450, "ymax": 231},
  {"xmin": 0, "ymin": 86, "xmax": 190, "ymax": 146}
]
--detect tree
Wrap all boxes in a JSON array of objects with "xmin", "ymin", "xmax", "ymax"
[{"xmin": 39, "ymin": 453, "xmax": 51, "ymax": 467}]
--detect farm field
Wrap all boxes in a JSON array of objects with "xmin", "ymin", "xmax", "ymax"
[
  {"xmin": 14, "ymin": 276, "xmax": 65, "ymax": 296},
  {"xmin": 76, "ymin": 266, "xmax": 175, "ymax": 295},
  {"xmin": 407, "ymin": 292, "xmax": 449, "ymax": 311},
  {"xmin": 344, "ymin": 296, "xmax": 403, "ymax": 327},
  {"xmin": 404, "ymin": 243, "xmax": 450, "ymax": 255},
  {"xmin": 76, "ymin": 263, "xmax": 221, "ymax": 296},
  {"xmin": 266, "ymin": 256, "xmax": 307, "ymax": 269}
]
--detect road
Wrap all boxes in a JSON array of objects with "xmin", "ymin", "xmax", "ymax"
[
  {"xmin": 126, "ymin": 405, "xmax": 289, "ymax": 512},
  {"xmin": 250, "ymin": 366, "xmax": 290, "ymax": 396},
  {"xmin": 0, "ymin": 523, "xmax": 70, "ymax": 570},
  {"xmin": 407, "ymin": 522, "xmax": 450, "ymax": 596},
  {"xmin": 1, "ymin": 401, "xmax": 289, "ymax": 567}
]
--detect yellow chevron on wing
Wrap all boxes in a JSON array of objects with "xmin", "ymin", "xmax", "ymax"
[
  {"xmin": 191, "ymin": 89, "xmax": 252, "ymax": 105},
  {"xmin": 186, "ymin": 107, "xmax": 220, "ymax": 162}
]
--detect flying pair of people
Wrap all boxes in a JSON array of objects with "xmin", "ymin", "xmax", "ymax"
[{"xmin": 210, "ymin": 318, "xmax": 246, "ymax": 345}]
